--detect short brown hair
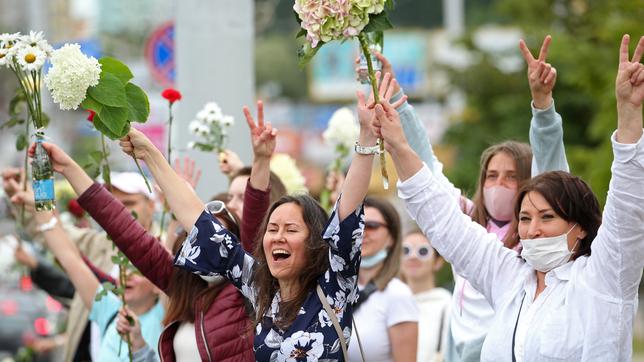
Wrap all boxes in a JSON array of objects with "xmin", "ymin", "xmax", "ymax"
[
  {"xmin": 364, "ymin": 197, "xmax": 402, "ymax": 291},
  {"xmin": 513, "ymin": 171, "xmax": 601, "ymax": 260}
]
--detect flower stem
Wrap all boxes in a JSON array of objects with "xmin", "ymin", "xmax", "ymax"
[
  {"xmin": 167, "ymin": 103, "xmax": 173, "ymax": 162},
  {"xmin": 358, "ymin": 33, "xmax": 389, "ymax": 189},
  {"xmin": 18, "ymin": 118, "xmax": 31, "ymax": 239},
  {"xmin": 118, "ymin": 264, "xmax": 134, "ymax": 362},
  {"xmin": 101, "ymin": 135, "xmax": 112, "ymax": 191},
  {"xmin": 132, "ymin": 156, "xmax": 152, "ymax": 194}
]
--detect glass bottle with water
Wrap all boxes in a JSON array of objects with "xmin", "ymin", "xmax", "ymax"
[
  {"xmin": 357, "ymin": 33, "xmax": 383, "ymax": 84},
  {"xmin": 32, "ymin": 132, "xmax": 55, "ymax": 211}
]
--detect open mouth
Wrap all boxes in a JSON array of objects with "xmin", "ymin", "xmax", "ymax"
[{"xmin": 272, "ymin": 248, "xmax": 291, "ymax": 262}]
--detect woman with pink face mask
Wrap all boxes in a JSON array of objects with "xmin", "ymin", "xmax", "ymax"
[{"xmin": 376, "ymin": 35, "xmax": 568, "ymax": 360}]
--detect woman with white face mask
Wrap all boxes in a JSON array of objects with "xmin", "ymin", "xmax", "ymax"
[
  {"xmin": 376, "ymin": 34, "xmax": 644, "ymax": 361},
  {"xmin": 373, "ymin": 35, "xmax": 569, "ymax": 360}
]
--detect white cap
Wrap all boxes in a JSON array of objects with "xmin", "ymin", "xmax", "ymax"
[{"xmin": 103, "ymin": 172, "xmax": 154, "ymax": 199}]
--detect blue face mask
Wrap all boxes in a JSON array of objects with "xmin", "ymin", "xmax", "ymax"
[{"xmin": 360, "ymin": 248, "xmax": 388, "ymax": 269}]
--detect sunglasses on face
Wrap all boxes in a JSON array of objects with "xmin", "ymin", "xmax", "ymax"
[
  {"xmin": 205, "ymin": 200, "xmax": 236, "ymax": 224},
  {"xmin": 403, "ymin": 244, "xmax": 434, "ymax": 260},
  {"xmin": 364, "ymin": 221, "xmax": 387, "ymax": 231}
]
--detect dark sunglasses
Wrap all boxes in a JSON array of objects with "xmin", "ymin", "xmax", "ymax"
[
  {"xmin": 205, "ymin": 200, "xmax": 236, "ymax": 223},
  {"xmin": 364, "ymin": 221, "xmax": 387, "ymax": 230},
  {"xmin": 402, "ymin": 244, "xmax": 434, "ymax": 260}
]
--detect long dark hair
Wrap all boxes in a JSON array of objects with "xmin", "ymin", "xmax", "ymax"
[
  {"xmin": 163, "ymin": 202, "xmax": 241, "ymax": 325},
  {"xmin": 470, "ymin": 141, "xmax": 533, "ymax": 248},
  {"xmin": 513, "ymin": 171, "xmax": 602, "ymax": 259},
  {"xmin": 363, "ymin": 197, "xmax": 402, "ymax": 291},
  {"xmin": 252, "ymin": 194, "xmax": 329, "ymax": 330}
]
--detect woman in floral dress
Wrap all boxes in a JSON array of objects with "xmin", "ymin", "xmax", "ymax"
[{"xmin": 119, "ymin": 73, "xmax": 405, "ymax": 361}]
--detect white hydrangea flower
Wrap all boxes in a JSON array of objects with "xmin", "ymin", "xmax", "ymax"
[
  {"xmin": 323, "ymin": 107, "xmax": 360, "ymax": 149},
  {"xmin": 16, "ymin": 45, "xmax": 46, "ymax": 72},
  {"xmin": 270, "ymin": 153, "xmax": 308, "ymax": 195},
  {"xmin": 44, "ymin": 43, "xmax": 101, "ymax": 110}
]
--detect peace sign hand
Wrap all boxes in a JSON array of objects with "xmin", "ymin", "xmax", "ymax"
[
  {"xmin": 243, "ymin": 100, "xmax": 277, "ymax": 160},
  {"xmin": 519, "ymin": 35, "xmax": 556, "ymax": 109},
  {"xmin": 616, "ymin": 35, "xmax": 644, "ymax": 108}
]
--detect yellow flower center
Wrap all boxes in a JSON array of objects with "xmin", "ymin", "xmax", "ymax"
[
  {"xmin": 0, "ymin": 53, "xmax": 4, "ymax": 59},
  {"xmin": 24, "ymin": 53, "xmax": 36, "ymax": 63}
]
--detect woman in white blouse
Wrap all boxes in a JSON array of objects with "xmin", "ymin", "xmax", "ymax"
[{"xmin": 373, "ymin": 34, "xmax": 644, "ymax": 361}]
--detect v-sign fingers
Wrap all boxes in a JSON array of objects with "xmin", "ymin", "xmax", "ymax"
[
  {"xmin": 631, "ymin": 35, "xmax": 644, "ymax": 63},
  {"xmin": 519, "ymin": 39, "xmax": 535, "ymax": 64},
  {"xmin": 243, "ymin": 106, "xmax": 256, "ymax": 130},
  {"xmin": 619, "ymin": 34, "xmax": 630, "ymax": 64},
  {"xmin": 257, "ymin": 100, "xmax": 265, "ymax": 128},
  {"xmin": 537, "ymin": 35, "xmax": 552, "ymax": 62}
]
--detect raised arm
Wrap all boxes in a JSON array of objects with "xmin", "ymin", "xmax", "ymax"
[
  {"xmin": 120, "ymin": 129, "xmax": 203, "ymax": 232},
  {"xmin": 376, "ymin": 100, "xmax": 528, "ymax": 304},
  {"xmin": 241, "ymin": 100, "xmax": 276, "ymax": 250},
  {"xmin": 585, "ymin": 35, "xmax": 644, "ymax": 300},
  {"xmin": 519, "ymin": 35, "xmax": 570, "ymax": 175}
]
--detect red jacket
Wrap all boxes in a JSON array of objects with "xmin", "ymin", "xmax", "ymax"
[
  {"xmin": 240, "ymin": 180, "xmax": 271, "ymax": 253},
  {"xmin": 78, "ymin": 183, "xmax": 254, "ymax": 361}
]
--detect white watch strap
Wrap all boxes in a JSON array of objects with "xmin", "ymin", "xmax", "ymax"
[{"xmin": 37, "ymin": 216, "xmax": 58, "ymax": 232}]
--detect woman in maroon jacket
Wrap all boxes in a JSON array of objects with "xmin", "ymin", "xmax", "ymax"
[{"xmin": 28, "ymin": 141, "xmax": 256, "ymax": 361}]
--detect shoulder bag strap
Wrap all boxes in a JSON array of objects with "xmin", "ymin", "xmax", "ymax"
[{"xmin": 317, "ymin": 285, "xmax": 349, "ymax": 360}]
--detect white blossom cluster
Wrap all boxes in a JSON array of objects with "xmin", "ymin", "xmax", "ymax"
[
  {"xmin": 322, "ymin": 107, "xmax": 360, "ymax": 150},
  {"xmin": 45, "ymin": 43, "xmax": 101, "ymax": 110},
  {"xmin": 270, "ymin": 153, "xmax": 308, "ymax": 195},
  {"xmin": 187, "ymin": 102, "xmax": 235, "ymax": 152}
]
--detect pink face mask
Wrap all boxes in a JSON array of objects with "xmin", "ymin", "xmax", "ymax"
[{"xmin": 483, "ymin": 185, "xmax": 516, "ymax": 222}]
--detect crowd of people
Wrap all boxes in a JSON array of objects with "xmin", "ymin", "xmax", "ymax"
[{"xmin": 1, "ymin": 34, "xmax": 643, "ymax": 361}]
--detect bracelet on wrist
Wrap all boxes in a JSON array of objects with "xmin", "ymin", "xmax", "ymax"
[
  {"xmin": 37, "ymin": 216, "xmax": 58, "ymax": 232},
  {"xmin": 354, "ymin": 140, "xmax": 381, "ymax": 155}
]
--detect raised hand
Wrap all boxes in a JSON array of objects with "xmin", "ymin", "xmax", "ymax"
[
  {"xmin": 355, "ymin": 51, "xmax": 402, "ymax": 96},
  {"xmin": 173, "ymin": 156, "xmax": 202, "ymax": 190},
  {"xmin": 616, "ymin": 35, "xmax": 644, "ymax": 107},
  {"xmin": 616, "ymin": 34, "xmax": 644, "ymax": 144},
  {"xmin": 243, "ymin": 100, "xmax": 277, "ymax": 160},
  {"xmin": 116, "ymin": 307, "xmax": 146, "ymax": 352},
  {"xmin": 119, "ymin": 128, "xmax": 155, "ymax": 160},
  {"xmin": 356, "ymin": 71, "xmax": 407, "ymax": 135},
  {"xmin": 27, "ymin": 142, "xmax": 75, "ymax": 174},
  {"xmin": 519, "ymin": 35, "xmax": 556, "ymax": 109},
  {"xmin": 374, "ymin": 100, "xmax": 407, "ymax": 154},
  {"xmin": 218, "ymin": 149, "xmax": 244, "ymax": 176}
]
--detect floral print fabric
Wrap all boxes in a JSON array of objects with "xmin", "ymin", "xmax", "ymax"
[{"xmin": 175, "ymin": 202, "xmax": 364, "ymax": 361}]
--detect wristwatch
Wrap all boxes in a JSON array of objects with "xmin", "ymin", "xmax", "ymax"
[
  {"xmin": 354, "ymin": 141, "xmax": 381, "ymax": 155},
  {"xmin": 37, "ymin": 216, "xmax": 58, "ymax": 232}
]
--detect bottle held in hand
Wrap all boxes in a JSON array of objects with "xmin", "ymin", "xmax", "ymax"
[{"xmin": 32, "ymin": 132, "xmax": 55, "ymax": 211}]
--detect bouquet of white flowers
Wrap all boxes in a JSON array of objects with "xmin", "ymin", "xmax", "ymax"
[
  {"xmin": 188, "ymin": 102, "xmax": 235, "ymax": 153},
  {"xmin": 294, "ymin": 0, "xmax": 394, "ymax": 188},
  {"xmin": 270, "ymin": 153, "xmax": 308, "ymax": 195}
]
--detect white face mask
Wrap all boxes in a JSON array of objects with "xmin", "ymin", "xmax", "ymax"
[{"xmin": 520, "ymin": 224, "xmax": 579, "ymax": 272}]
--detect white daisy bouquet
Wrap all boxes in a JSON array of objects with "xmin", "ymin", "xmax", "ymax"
[
  {"xmin": 320, "ymin": 107, "xmax": 360, "ymax": 210},
  {"xmin": 0, "ymin": 31, "xmax": 53, "ymax": 133},
  {"xmin": 187, "ymin": 102, "xmax": 235, "ymax": 154},
  {"xmin": 294, "ymin": 0, "xmax": 394, "ymax": 188}
]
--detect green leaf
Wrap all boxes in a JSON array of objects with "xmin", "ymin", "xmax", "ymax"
[
  {"xmin": 80, "ymin": 94, "xmax": 104, "ymax": 113},
  {"xmin": 9, "ymin": 92, "xmax": 26, "ymax": 117},
  {"xmin": 16, "ymin": 133, "xmax": 27, "ymax": 151},
  {"xmin": 385, "ymin": 0, "xmax": 395, "ymax": 11},
  {"xmin": 130, "ymin": 210, "xmax": 138, "ymax": 220},
  {"xmin": 99, "ymin": 57, "xmax": 134, "ymax": 84},
  {"xmin": 90, "ymin": 150, "xmax": 105, "ymax": 163},
  {"xmin": 0, "ymin": 118, "xmax": 24, "ymax": 129},
  {"xmin": 298, "ymin": 42, "xmax": 323, "ymax": 67},
  {"xmin": 98, "ymin": 105, "xmax": 129, "ymax": 136},
  {"xmin": 363, "ymin": 12, "xmax": 393, "ymax": 33},
  {"xmin": 296, "ymin": 28, "xmax": 306, "ymax": 39},
  {"xmin": 125, "ymin": 83, "xmax": 149, "ymax": 123},
  {"xmin": 88, "ymin": 72, "xmax": 128, "ymax": 108},
  {"xmin": 111, "ymin": 255, "xmax": 121, "ymax": 264},
  {"xmin": 92, "ymin": 113, "xmax": 121, "ymax": 140},
  {"xmin": 83, "ymin": 163, "xmax": 100, "ymax": 179},
  {"xmin": 102, "ymin": 281, "xmax": 115, "ymax": 291}
]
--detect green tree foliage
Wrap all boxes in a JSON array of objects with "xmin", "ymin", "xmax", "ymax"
[{"xmin": 443, "ymin": 0, "xmax": 643, "ymax": 204}]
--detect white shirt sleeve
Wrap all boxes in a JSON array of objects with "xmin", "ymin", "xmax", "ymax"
[
  {"xmin": 397, "ymin": 164, "xmax": 531, "ymax": 307},
  {"xmin": 385, "ymin": 279, "xmax": 420, "ymax": 328},
  {"xmin": 582, "ymin": 130, "xmax": 644, "ymax": 301}
]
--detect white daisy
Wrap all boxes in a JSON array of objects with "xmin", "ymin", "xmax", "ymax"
[
  {"xmin": 20, "ymin": 31, "xmax": 52, "ymax": 55},
  {"xmin": 221, "ymin": 115, "xmax": 235, "ymax": 127},
  {"xmin": 0, "ymin": 48, "xmax": 10, "ymax": 67},
  {"xmin": 0, "ymin": 32, "xmax": 21, "ymax": 50},
  {"xmin": 203, "ymin": 102, "xmax": 222, "ymax": 116},
  {"xmin": 196, "ymin": 110, "xmax": 209, "ymax": 122},
  {"xmin": 17, "ymin": 45, "xmax": 46, "ymax": 72},
  {"xmin": 187, "ymin": 141, "xmax": 196, "ymax": 149},
  {"xmin": 188, "ymin": 120, "xmax": 202, "ymax": 134}
]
